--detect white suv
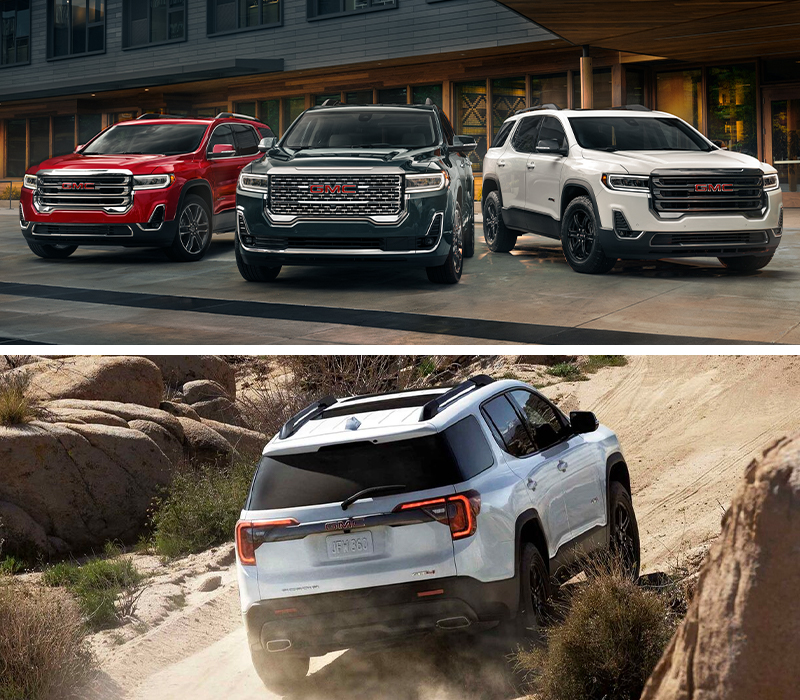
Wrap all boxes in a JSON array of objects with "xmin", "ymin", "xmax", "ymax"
[
  {"xmin": 482, "ymin": 106, "xmax": 783, "ymax": 274},
  {"xmin": 235, "ymin": 375, "xmax": 639, "ymax": 694}
]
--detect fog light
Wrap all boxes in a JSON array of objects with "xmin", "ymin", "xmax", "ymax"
[{"xmin": 242, "ymin": 235, "xmax": 255, "ymax": 246}]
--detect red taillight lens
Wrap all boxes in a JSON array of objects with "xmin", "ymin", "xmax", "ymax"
[
  {"xmin": 394, "ymin": 491, "xmax": 480, "ymax": 540},
  {"xmin": 235, "ymin": 519, "xmax": 298, "ymax": 566}
]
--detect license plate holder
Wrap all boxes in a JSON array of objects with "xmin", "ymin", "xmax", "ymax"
[{"xmin": 326, "ymin": 531, "xmax": 374, "ymax": 560}]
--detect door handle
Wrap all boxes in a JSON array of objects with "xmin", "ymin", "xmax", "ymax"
[
  {"xmin": 497, "ymin": 159, "xmax": 506, "ymax": 167},
  {"xmin": 556, "ymin": 460, "xmax": 568, "ymax": 472},
  {"xmin": 526, "ymin": 478, "xmax": 537, "ymax": 491},
  {"xmin": 527, "ymin": 161, "xmax": 536, "ymax": 169}
]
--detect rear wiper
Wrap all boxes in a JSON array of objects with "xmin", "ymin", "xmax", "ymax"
[{"xmin": 341, "ymin": 484, "xmax": 406, "ymax": 511}]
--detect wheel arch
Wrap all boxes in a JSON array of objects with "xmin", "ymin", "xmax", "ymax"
[
  {"xmin": 606, "ymin": 452, "xmax": 631, "ymax": 543},
  {"xmin": 481, "ymin": 176, "xmax": 501, "ymax": 208},
  {"xmin": 178, "ymin": 179, "xmax": 214, "ymax": 219},
  {"xmin": 561, "ymin": 179, "xmax": 601, "ymax": 224},
  {"xmin": 515, "ymin": 509, "xmax": 550, "ymax": 578}
]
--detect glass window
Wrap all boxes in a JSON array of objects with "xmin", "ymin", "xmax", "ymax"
[
  {"xmin": 769, "ymin": 98, "xmax": 800, "ymax": 195},
  {"xmin": 537, "ymin": 116, "xmax": 567, "ymax": 151},
  {"xmin": 508, "ymin": 390, "xmax": 565, "ymax": 452},
  {"xmin": 763, "ymin": 58, "xmax": 800, "ymax": 84},
  {"xmin": 492, "ymin": 77, "xmax": 525, "ymax": 139},
  {"xmin": 482, "ymin": 395, "xmax": 534, "ymax": 458},
  {"xmin": 123, "ymin": 0, "xmax": 185, "ymax": 48},
  {"xmin": 345, "ymin": 90, "xmax": 373, "ymax": 104},
  {"xmin": 208, "ymin": 0, "xmax": 280, "ymax": 34},
  {"xmin": 455, "ymin": 80, "xmax": 487, "ymax": 172},
  {"xmin": 196, "ymin": 106, "xmax": 225, "ymax": 118},
  {"xmin": 1, "ymin": 0, "xmax": 30, "ymax": 66},
  {"xmin": 440, "ymin": 111, "xmax": 454, "ymax": 145},
  {"xmin": 231, "ymin": 123, "xmax": 259, "ymax": 155},
  {"xmin": 53, "ymin": 115, "xmax": 75, "ymax": 156},
  {"xmin": 443, "ymin": 416, "xmax": 495, "ymax": 480},
  {"xmin": 707, "ymin": 63, "xmax": 757, "ymax": 155},
  {"xmin": 626, "ymin": 68, "xmax": 644, "ymax": 106},
  {"xmin": 569, "ymin": 116, "xmax": 711, "ymax": 152},
  {"xmin": 491, "ymin": 119, "xmax": 514, "ymax": 149},
  {"xmin": 78, "ymin": 113, "xmax": 102, "ymax": 145},
  {"xmin": 282, "ymin": 97, "xmax": 305, "ymax": 132},
  {"xmin": 531, "ymin": 72, "xmax": 568, "ymax": 110},
  {"xmin": 511, "ymin": 115, "xmax": 542, "ymax": 153},
  {"xmin": 5, "ymin": 118, "xmax": 26, "ymax": 177},
  {"xmin": 412, "ymin": 84, "xmax": 442, "ymax": 109},
  {"xmin": 593, "ymin": 68, "xmax": 612, "ymax": 109},
  {"xmin": 259, "ymin": 99, "xmax": 279, "ymax": 131},
  {"xmin": 50, "ymin": 0, "xmax": 104, "ymax": 57},
  {"xmin": 29, "ymin": 117, "xmax": 50, "ymax": 166},
  {"xmin": 235, "ymin": 101, "xmax": 256, "ymax": 117},
  {"xmin": 656, "ymin": 69, "xmax": 703, "ymax": 129},
  {"xmin": 205, "ymin": 124, "xmax": 234, "ymax": 154},
  {"xmin": 308, "ymin": 0, "xmax": 396, "ymax": 20},
  {"xmin": 378, "ymin": 87, "xmax": 407, "ymax": 104}
]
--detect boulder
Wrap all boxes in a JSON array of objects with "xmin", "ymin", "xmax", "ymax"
[
  {"xmin": 199, "ymin": 418, "xmax": 265, "ymax": 460},
  {"xmin": 176, "ymin": 417, "xmax": 233, "ymax": 466},
  {"xmin": 42, "ymin": 407, "xmax": 129, "ymax": 428},
  {"xmin": 14, "ymin": 356, "xmax": 164, "ymax": 408},
  {"xmin": 128, "ymin": 419, "xmax": 185, "ymax": 468},
  {"xmin": 0, "ymin": 500, "xmax": 50, "ymax": 557},
  {"xmin": 144, "ymin": 356, "xmax": 236, "ymax": 399},
  {"xmin": 183, "ymin": 379, "xmax": 230, "ymax": 405},
  {"xmin": 159, "ymin": 400, "xmax": 201, "ymax": 421},
  {"xmin": 641, "ymin": 435, "xmax": 800, "ymax": 700},
  {"xmin": 191, "ymin": 397, "xmax": 247, "ymax": 427}
]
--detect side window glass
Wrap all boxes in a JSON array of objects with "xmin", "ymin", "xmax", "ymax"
[
  {"xmin": 509, "ymin": 390, "xmax": 565, "ymax": 452},
  {"xmin": 482, "ymin": 395, "xmax": 534, "ymax": 458},
  {"xmin": 258, "ymin": 126, "xmax": 275, "ymax": 139},
  {"xmin": 537, "ymin": 116, "xmax": 568, "ymax": 151},
  {"xmin": 232, "ymin": 124, "xmax": 259, "ymax": 156},
  {"xmin": 206, "ymin": 124, "xmax": 234, "ymax": 156},
  {"xmin": 444, "ymin": 415, "xmax": 495, "ymax": 480},
  {"xmin": 511, "ymin": 116, "xmax": 542, "ymax": 153},
  {"xmin": 491, "ymin": 120, "xmax": 514, "ymax": 149},
  {"xmin": 440, "ymin": 112, "xmax": 455, "ymax": 145}
]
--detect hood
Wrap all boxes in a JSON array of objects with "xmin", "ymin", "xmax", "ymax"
[
  {"xmin": 251, "ymin": 147, "xmax": 441, "ymax": 173},
  {"xmin": 579, "ymin": 148, "xmax": 770, "ymax": 174},
  {"xmin": 29, "ymin": 152, "xmax": 192, "ymax": 174}
]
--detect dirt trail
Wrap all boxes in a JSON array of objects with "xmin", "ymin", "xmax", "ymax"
[{"xmin": 95, "ymin": 355, "xmax": 800, "ymax": 699}]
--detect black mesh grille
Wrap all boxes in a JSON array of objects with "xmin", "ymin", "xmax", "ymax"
[
  {"xmin": 269, "ymin": 174, "xmax": 403, "ymax": 218},
  {"xmin": 650, "ymin": 231, "xmax": 769, "ymax": 247},
  {"xmin": 35, "ymin": 172, "xmax": 133, "ymax": 211},
  {"xmin": 651, "ymin": 170, "xmax": 764, "ymax": 216},
  {"xmin": 613, "ymin": 210, "xmax": 629, "ymax": 231},
  {"xmin": 32, "ymin": 223, "xmax": 133, "ymax": 237}
]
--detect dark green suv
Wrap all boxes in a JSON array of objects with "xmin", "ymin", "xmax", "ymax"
[{"xmin": 234, "ymin": 102, "xmax": 476, "ymax": 284}]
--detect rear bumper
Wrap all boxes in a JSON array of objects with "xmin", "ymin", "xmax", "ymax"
[{"xmin": 243, "ymin": 576, "xmax": 517, "ymax": 656}]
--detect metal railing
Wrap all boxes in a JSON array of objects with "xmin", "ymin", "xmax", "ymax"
[{"xmin": 0, "ymin": 180, "xmax": 21, "ymax": 209}]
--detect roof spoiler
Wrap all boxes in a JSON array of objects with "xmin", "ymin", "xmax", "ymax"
[{"xmin": 420, "ymin": 374, "xmax": 495, "ymax": 421}]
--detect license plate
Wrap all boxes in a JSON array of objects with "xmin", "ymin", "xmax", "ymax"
[{"xmin": 326, "ymin": 531, "xmax": 374, "ymax": 560}]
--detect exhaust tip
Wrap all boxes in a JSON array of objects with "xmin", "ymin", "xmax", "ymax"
[
  {"xmin": 266, "ymin": 639, "xmax": 292, "ymax": 653},
  {"xmin": 436, "ymin": 616, "xmax": 471, "ymax": 630}
]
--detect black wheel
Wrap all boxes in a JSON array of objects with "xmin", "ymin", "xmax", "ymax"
[
  {"xmin": 426, "ymin": 202, "xmax": 463, "ymax": 284},
  {"xmin": 235, "ymin": 236, "xmax": 282, "ymax": 282},
  {"xmin": 518, "ymin": 543, "xmax": 552, "ymax": 640},
  {"xmin": 561, "ymin": 196, "xmax": 616, "ymax": 274},
  {"xmin": 718, "ymin": 254, "xmax": 774, "ymax": 272},
  {"xmin": 609, "ymin": 481, "xmax": 641, "ymax": 581},
  {"xmin": 26, "ymin": 241, "xmax": 78, "ymax": 259},
  {"xmin": 463, "ymin": 200, "xmax": 476, "ymax": 259},
  {"xmin": 166, "ymin": 194, "xmax": 212, "ymax": 262},
  {"xmin": 250, "ymin": 649, "xmax": 310, "ymax": 696},
  {"xmin": 483, "ymin": 190, "xmax": 517, "ymax": 253}
]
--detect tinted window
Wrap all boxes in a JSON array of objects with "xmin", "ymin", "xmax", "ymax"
[
  {"xmin": 511, "ymin": 116, "xmax": 542, "ymax": 153},
  {"xmin": 232, "ymin": 124, "xmax": 259, "ymax": 155},
  {"xmin": 492, "ymin": 120, "xmax": 514, "ymax": 149},
  {"xmin": 440, "ymin": 112, "xmax": 455, "ymax": 146},
  {"xmin": 444, "ymin": 416, "xmax": 494, "ymax": 479},
  {"xmin": 206, "ymin": 124, "xmax": 234, "ymax": 155},
  {"xmin": 509, "ymin": 390, "xmax": 565, "ymax": 452},
  {"xmin": 482, "ymin": 395, "xmax": 534, "ymax": 458},
  {"xmin": 83, "ymin": 123, "xmax": 207, "ymax": 155},
  {"xmin": 568, "ymin": 116, "xmax": 712, "ymax": 152},
  {"xmin": 258, "ymin": 125, "xmax": 275, "ymax": 139},
  {"xmin": 537, "ymin": 116, "xmax": 568, "ymax": 151}
]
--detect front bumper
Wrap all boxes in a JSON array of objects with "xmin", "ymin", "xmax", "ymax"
[{"xmin": 243, "ymin": 576, "xmax": 516, "ymax": 656}]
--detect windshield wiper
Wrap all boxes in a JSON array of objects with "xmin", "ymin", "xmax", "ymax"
[
  {"xmin": 341, "ymin": 484, "xmax": 406, "ymax": 511},
  {"xmin": 591, "ymin": 146, "xmax": 620, "ymax": 152}
]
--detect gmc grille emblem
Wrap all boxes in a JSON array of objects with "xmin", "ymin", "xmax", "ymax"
[
  {"xmin": 324, "ymin": 518, "xmax": 366, "ymax": 532},
  {"xmin": 309, "ymin": 184, "xmax": 357, "ymax": 194},
  {"xmin": 695, "ymin": 183, "xmax": 733, "ymax": 192},
  {"xmin": 61, "ymin": 182, "xmax": 95, "ymax": 190}
]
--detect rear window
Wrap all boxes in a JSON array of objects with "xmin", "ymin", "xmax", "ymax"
[{"xmin": 248, "ymin": 417, "xmax": 494, "ymax": 510}]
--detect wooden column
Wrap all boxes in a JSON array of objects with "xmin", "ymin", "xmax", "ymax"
[
  {"xmin": 580, "ymin": 46, "xmax": 593, "ymax": 109},
  {"xmin": 612, "ymin": 63, "xmax": 625, "ymax": 107}
]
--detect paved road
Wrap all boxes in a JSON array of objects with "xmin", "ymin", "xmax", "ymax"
[{"xmin": 1, "ymin": 209, "xmax": 798, "ymax": 345}]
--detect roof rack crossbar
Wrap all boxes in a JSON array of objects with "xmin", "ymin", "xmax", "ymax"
[
  {"xmin": 279, "ymin": 395, "xmax": 338, "ymax": 439},
  {"xmin": 215, "ymin": 111, "xmax": 267, "ymax": 124},
  {"xmin": 420, "ymin": 374, "xmax": 495, "ymax": 421},
  {"xmin": 136, "ymin": 113, "xmax": 187, "ymax": 120},
  {"xmin": 320, "ymin": 99, "xmax": 342, "ymax": 107},
  {"xmin": 611, "ymin": 104, "xmax": 652, "ymax": 111},
  {"xmin": 514, "ymin": 103, "xmax": 560, "ymax": 115}
]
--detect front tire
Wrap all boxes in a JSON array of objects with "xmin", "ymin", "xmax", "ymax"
[
  {"xmin": 26, "ymin": 241, "xmax": 78, "ymax": 259},
  {"xmin": 235, "ymin": 238, "xmax": 281, "ymax": 282},
  {"xmin": 609, "ymin": 481, "xmax": 641, "ymax": 581},
  {"xmin": 718, "ymin": 254, "xmax": 774, "ymax": 272},
  {"xmin": 483, "ymin": 191, "xmax": 517, "ymax": 253},
  {"xmin": 250, "ymin": 650, "xmax": 310, "ymax": 695},
  {"xmin": 426, "ymin": 202, "xmax": 463, "ymax": 284},
  {"xmin": 518, "ymin": 543, "xmax": 552, "ymax": 640},
  {"xmin": 561, "ymin": 196, "xmax": 616, "ymax": 274},
  {"xmin": 166, "ymin": 194, "xmax": 212, "ymax": 262}
]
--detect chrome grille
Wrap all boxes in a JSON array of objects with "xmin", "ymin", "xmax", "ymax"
[
  {"xmin": 35, "ymin": 171, "xmax": 133, "ymax": 212},
  {"xmin": 269, "ymin": 174, "xmax": 403, "ymax": 218},
  {"xmin": 651, "ymin": 169, "xmax": 764, "ymax": 216}
]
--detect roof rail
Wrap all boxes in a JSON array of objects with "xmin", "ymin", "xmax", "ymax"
[
  {"xmin": 136, "ymin": 113, "xmax": 188, "ymax": 120},
  {"xmin": 215, "ymin": 111, "xmax": 267, "ymax": 124},
  {"xmin": 611, "ymin": 104, "xmax": 652, "ymax": 112},
  {"xmin": 320, "ymin": 98, "xmax": 342, "ymax": 106},
  {"xmin": 278, "ymin": 395, "xmax": 338, "ymax": 439},
  {"xmin": 514, "ymin": 103, "xmax": 559, "ymax": 115},
  {"xmin": 420, "ymin": 374, "xmax": 495, "ymax": 421}
]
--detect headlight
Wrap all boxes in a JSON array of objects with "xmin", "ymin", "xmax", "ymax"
[
  {"xmin": 23, "ymin": 174, "xmax": 38, "ymax": 190},
  {"xmin": 405, "ymin": 172, "xmax": 448, "ymax": 193},
  {"xmin": 239, "ymin": 173, "xmax": 269, "ymax": 193},
  {"xmin": 133, "ymin": 174, "xmax": 174, "ymax": 190},
  {"xmin": 763, "ymin": 173, "xmax": 780, "ymax": 191},
  {"xmin": 601, "ymin": 173, "xmax": 650, "ymax": 192}
]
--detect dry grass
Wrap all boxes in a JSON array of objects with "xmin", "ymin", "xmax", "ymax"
[
  {"xmin": 0, "ymin": 579, "xmax": 96, "ymax": 700},
  {"xmin": 0, "ymin": 370, "xmax": 39, "ymax": 426}
]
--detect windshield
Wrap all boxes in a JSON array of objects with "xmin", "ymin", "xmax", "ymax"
[
  {"xmin": 282, "ymin": 109, "xmax": 439, "ymax": 150},
  {"xmin": 568, "ymin": 116, "xmax": 713, "ymax": 152},
  {"xmin": 83, "ymin": 123, "xmax": 209, "ymax": 156}
]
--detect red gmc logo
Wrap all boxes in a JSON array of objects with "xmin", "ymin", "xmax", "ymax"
[
  {"xmin": 695, "ymin": 183, "xmax": 733, "ymax": 192},
  {"xmin": 61, "ymin": 182, "xmax": 95, "ymax": 190},
  {"xmin": 309, "ymin": 183, "xmax": 357, "ymax": 194}
]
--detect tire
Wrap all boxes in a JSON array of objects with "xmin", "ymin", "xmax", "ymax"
[
  {"xmin": 560, "ymin": 196, "xmax": 617, "ymax": 274},
  {"xmin": 250, "ymin": 649, "xmax": 310, "ymax": 696},
  {"xmin": 718, "ymin": 254, "xmax": 774, "ymax": 272},
  {"xmin": 609, "ymin": 481, "xmax": 641, "ymax": 581},
  {"xmin": 482, "ymin": 190, "xmax": 517, "ymax": 253},
  {"xmin": 235, "ymin": 237, "xmax": 282, "ymax": 282},
  {"xmin": 426, "ymin": 202, "xmax": 463, "ymax": 284},
  {"xmin": 518, "ymin": 543, "xmax": 552, "ymax": 640},
  {"xmin": 463, "ymin": 200, "xmax": 476, "ymax": 259},
  {"xmin": 26, "ymin": 241, "xmax": 78, "ymax": 259},
  {"xmin": 165, "ymin": 194, "xmax": 213, "ymax": 262}
]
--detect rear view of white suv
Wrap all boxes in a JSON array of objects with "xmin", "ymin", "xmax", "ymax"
[
  {"xmin": 235, "ymin": 375, "xmax": 639, "ymax": 694},
  {"xmin": 482, "ymin": 106, "xmax": 783, "ymax": 274}
]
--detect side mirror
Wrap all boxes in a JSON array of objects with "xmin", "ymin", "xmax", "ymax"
[
  {"xmin": 210, "ymin": 143, "xmax": 236, "ymax": 157},
  {"xmin": 74, "ymin": 144, "xmax": 85, "ymax": 154},
  {"xmin": 451, "ymin": 135, "xmax": 477, "ymax": 152},
  {"xmin": 537, "ymin": 138, "xmax": 568, "ymax": 156},
  {"xmin": 258, "ymin": 136, "xmax": 277, "ymax": 153},
  {"xmin": 569, "ymin": 411, "xmax": 599, "ymax": 435}
]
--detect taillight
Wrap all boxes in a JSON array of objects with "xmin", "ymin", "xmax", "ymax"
[
  {"xmin": 235, "ymin": 518, "xmax": 298, "ymax": 565},
  {"xmin": 394, "ymin": 491, "xmax": 481, "ymax": 540}
]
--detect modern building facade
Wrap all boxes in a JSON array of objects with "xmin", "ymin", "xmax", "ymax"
[{"xmin": 1, "ymin": 0, "xmax": 798, "ymax": 204}]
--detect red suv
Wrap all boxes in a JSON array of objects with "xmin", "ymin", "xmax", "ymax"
[{"xmin": 19, "ymin": 113, "xmax": 274, "ymax": 262}]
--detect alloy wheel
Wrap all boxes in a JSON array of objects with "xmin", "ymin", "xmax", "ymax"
[
  {"xmin": 528, "ymin": 560, "xmax": 549, "ymax": 626},
  {"xmin": 452, "ymin": 207, "xmax": 463, "ymax": 275},
  {"xmin": 178, "ymin": 203, "xmax": 210, "ymax": 254},
  {"xmin": 567, "ymin": 209, "xmax": 595, "ymax": 261},
  {"xmin": 484, "ymin": 200, "xmax": 498, "ymax": 245},
  {"xmin": 612, "ymin": 502, "xmax": 637, "ymax": 575}
]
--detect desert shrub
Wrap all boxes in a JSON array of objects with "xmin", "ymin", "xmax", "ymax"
[
  {"xmin": 149, "ymin": 459, "xmax": 256, "ymax": 558},
  {"xmin": 0, "ymin": 184, "xmax": 21, "ymax": 201},
  {"xmin": 42, "ymin": 547, "xmax": 143, "ymax": 632},
  {"xmin": 0, "ymin": 370, "xmax": 39, "ymax": 425},
  {"xmin": 546, "ymin": 356, "xmax": 628, "ymax": 383},
  {"xmin": 582, "ymin": 355, "xmax": 628, "ymax": 373},
  {"xmin": 0, "ymin": 556, "xmax": 25, "ymax": 575},
  {"xmin": 0, "ymin": 581, "xmax": 96, "ymax": 700},
  {"xmin": 546, "ymin": 362, "xmax": 586, "ymax": 381},
  {"xmin": 517, "ymin": 566, "xmax": 676, "ymax": 700}
]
